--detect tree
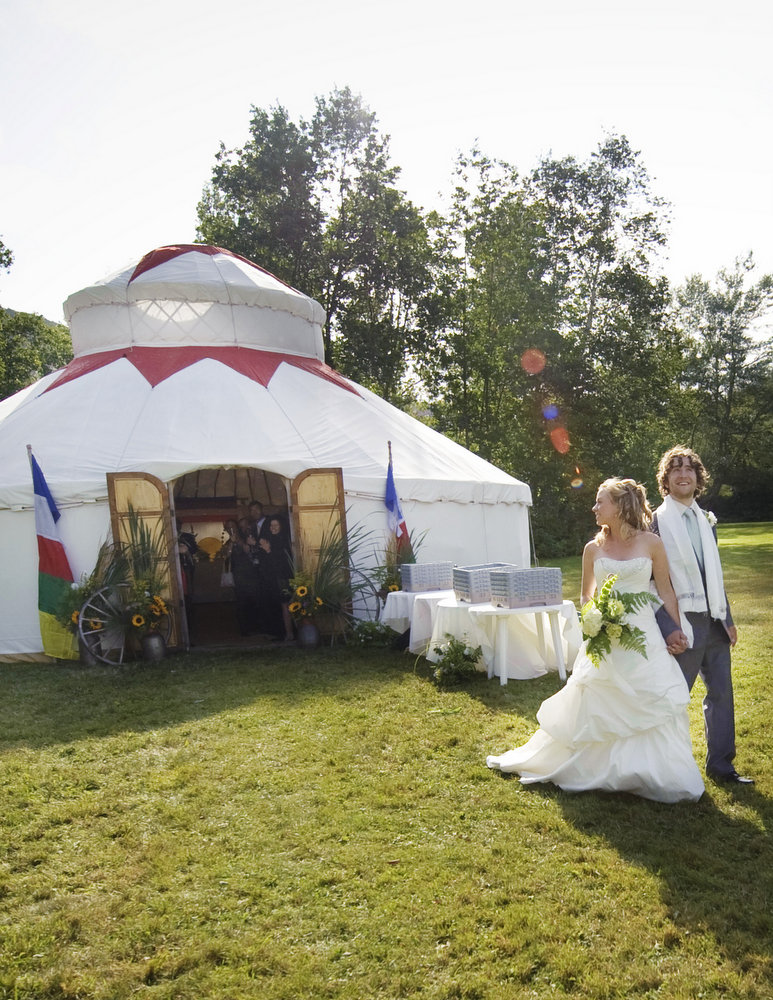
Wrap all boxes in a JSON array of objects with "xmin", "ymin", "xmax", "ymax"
[
  {"xmin": 196, "ymin": 104, "xmax": 324, "ymax": 292},
  {"xmin": 528, "ymin": 135, "xmax": 685, "ymax": 516},
  {"xmin": 0, "ymin": 236, "xmax": 12, "ymax": 272},
  {"xmin": 0, "ymin": 309, "xmax": 72, "ymax": 400},
  {"xmin": 197, "ymin": 88, "xmax": 432, "ymax": 401},
  {"xmin": 418, "ymin": 138, "xmax": 681, "ymax": 555},
  {"xmin": 672, "ymin": 255, "xmax": 773, "ymax": 510}
]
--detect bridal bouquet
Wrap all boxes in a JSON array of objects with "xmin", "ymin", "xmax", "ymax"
[{"xmin": 580, "ymin": 574, "xmax": 658, "ymax": 667}]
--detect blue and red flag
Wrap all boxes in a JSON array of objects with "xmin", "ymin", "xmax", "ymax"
[
  {"xmin": 28, "ymin": 447, "xmax": 78, "ymax": 659},
  {"xmin": 385, "ymin": 444, "xmax": 411, "ymax": 555}
]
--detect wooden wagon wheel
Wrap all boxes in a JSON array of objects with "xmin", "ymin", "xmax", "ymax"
[{"xmin": 77, "ymin": 584, "xmax": 172, "ymax": 665}]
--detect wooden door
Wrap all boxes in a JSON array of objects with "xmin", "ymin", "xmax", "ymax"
[
  {"xmin": 290, "ymin": 468, "xmax": 348, "ymax": 569},
  {"xmin": 106, "ymin": 472, "xmax": 188, "ymax": 649}
]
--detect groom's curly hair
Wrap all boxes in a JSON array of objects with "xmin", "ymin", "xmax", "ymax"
[{"xmin": 657, "ymin": 446, "xmax": 709, "ymax": 498}]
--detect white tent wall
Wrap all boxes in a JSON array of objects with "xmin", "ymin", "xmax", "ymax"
[
  {"xmin": 345, "ymin": 493, "xmax": 530, "ymax": 570},
  {"xmin": 0, "ymin": 503, "xmax": 111, "ymax": 661},
  {"xmin": 0, "ymin": 485, "xmax": 530, "ymax": 661}
]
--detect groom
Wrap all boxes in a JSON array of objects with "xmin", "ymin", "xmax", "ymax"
[{"xmin": 652, "ymin": 446, "xmax": 753, "ymax": 785}]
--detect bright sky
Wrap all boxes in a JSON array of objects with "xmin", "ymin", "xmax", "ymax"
[{"xmin": 1, "ymin": 0, "xmax": 771, "ymax": 323}]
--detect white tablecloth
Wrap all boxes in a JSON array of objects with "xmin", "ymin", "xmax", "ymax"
[
  {"xmin": 425, "ymin": 597, "xmax": 581, "ymax": 682},
  {"xmin": 382, "ymin": 589, "xmax": 456, "ymax": 654}
]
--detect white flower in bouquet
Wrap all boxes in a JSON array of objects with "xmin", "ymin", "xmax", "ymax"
[
  {"xmin": 582, "ymin": 606, "xmax": 603, "ymax": 637},
  {"xmin": 607, "ymin": 598, "xmax": 625, "ymax": 619}
]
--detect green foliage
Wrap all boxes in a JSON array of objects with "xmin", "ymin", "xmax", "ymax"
[
  {"xmin": 0, "ymin": 234, "xmax": 12, "ymax": 271},
  {"xmin": 672, "ymin": 254, "xmax": 773, "ymax": 509},
  {"xmin": 197, "ymin": 87, "xmax": 432, "ymax": 403},
  {"xmin": 53, "ymin": 541, "xmax": 125, "ymax": 634},
  {"xmin": 198, "ymin": 102, "xmax": 773, "ymax": 550},
  {"xmin": 289, "ymin": 519, "xmax": 374, "ymax": 627},
  {"xmin": 0, "ymin": 308, "xmax": 72, "ymax": 399},
  {"xmin": 348, "ymin": 618, "xmax": 398, "ymax": 646},
  {"xmin": 580, "ymin": 572, "xmax": 659, "ymax": 667},
  {"xmin": 430, "ymin": 633, "xmax": 483, "ymax": 686}
]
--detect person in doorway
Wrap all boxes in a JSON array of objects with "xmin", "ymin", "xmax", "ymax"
[
  {"xmin": 176, "ymin": 520, "xmax": 199, "ymax": 637},
  {"xmin": 652, "ymin": 446, "xmax": 753, "ymax": 785},
  {"xmin": 230, "ymin": 517, "xmax": 261, "ymax": 635},
  {"xmin": 248, "ymin": 501, "xmax": 268, "ymax": 541},
  {"xmin": 257, "ymin": 516, "xmax": 294, "ymax": 641}
]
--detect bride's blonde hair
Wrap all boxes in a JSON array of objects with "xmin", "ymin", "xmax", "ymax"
[{"xmin": 594, "ymin": 477, "xmax": 653, "ymax": 545}]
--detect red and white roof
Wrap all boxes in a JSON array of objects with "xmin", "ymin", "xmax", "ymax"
[{"xmin": 0, "ymin": 245, "xmax": 531, "ymax": 510}]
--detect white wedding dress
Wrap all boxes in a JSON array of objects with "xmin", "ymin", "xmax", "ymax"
[{"xmin": 487, "ymin": 556, "xmax": 705, "ymax": 803}]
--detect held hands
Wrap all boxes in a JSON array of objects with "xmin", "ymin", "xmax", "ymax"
[{"xmin": 665, "ymin": 629, "xmax": 690, "ymax": 655}]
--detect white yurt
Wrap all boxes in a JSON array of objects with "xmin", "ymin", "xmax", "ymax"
[{"xmin": 0, "ymin": 244, "xmax": 532, "ymax": 659}]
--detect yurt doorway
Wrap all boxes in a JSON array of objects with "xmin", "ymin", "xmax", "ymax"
[{"xmin": 172, "ymin": 467, "xmax": 292, "ymax": 646}]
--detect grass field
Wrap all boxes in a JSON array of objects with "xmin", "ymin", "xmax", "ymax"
[{"xmin": 1, "ymin": 524, "xmax": 771, "ymax": 999}]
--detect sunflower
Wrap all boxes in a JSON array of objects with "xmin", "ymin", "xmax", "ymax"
[
  {"xmin": 315, "ymin": 596, "xmax": 324, "ymax": 606},
  {"xmin": 132, "ymin": 614, "xmax": 146, "ymax": 628},
  {"xmin": 295, "ymin": 585, "xmax": 308, "ymax": 598},
  {"xmin": 71, "ymin": 610, "xmax": 79, "ymax": 624},
  {"xmin": 289, "ymin": 601, "xmax": 302, "ymax": 614}
]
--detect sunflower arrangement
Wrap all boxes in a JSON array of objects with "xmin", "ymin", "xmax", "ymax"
[
  {"xmin": 127, "ymin": 581, "xmax": 169, "ymax": 634},
  {"xmin": 287, "ymin": 573, "xmax": 325, "ymax": 624}
]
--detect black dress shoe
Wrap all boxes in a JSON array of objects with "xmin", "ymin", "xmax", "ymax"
[{"xmin": 707, "ymin": 770, "xmax": 754, "ymax": 785}]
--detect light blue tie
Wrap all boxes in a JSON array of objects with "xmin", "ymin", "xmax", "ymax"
[{"xmin": 684, "ymin": 508, "xmax": 704, "ymax": 570}]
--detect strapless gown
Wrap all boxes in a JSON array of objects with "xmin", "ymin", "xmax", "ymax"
[{"xmin": 487, "ymin": 556, "xmax": 704, "ymax": 803}]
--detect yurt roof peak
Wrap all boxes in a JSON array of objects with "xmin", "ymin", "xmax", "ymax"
[{"xmin": 63, "ymin": 243, "xmax": 327, "ymax": 362}]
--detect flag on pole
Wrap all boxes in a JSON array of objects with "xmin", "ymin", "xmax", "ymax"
[
  {"xmin": 385, "ymin": 442, "xmax": 412, "ymax": 556},
  {"xmin": 28, "ymin": 447, "xmax": 79, "ymax": 659}
]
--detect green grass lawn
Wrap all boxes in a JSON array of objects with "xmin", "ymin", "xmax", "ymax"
[{"xmin": 1, "ymin": 524, "xmax": 772, "ymax": 999}]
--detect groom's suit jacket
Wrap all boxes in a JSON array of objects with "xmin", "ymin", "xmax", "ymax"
[{"xmin": 651, "ymin": 511, "xmax": 734, "ymax": 639}]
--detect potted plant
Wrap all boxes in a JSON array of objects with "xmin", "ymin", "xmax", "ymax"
[
  {"xmin": 372, "ymin": 528, "xmax": 426, "ymax": 598},
  {"xmin": 288, "ymin": 520, "xmax": 374, "ymax": 643}
]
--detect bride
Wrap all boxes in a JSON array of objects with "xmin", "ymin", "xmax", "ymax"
[{"xmin": 487, "ymin": 478, "xmax": 705, "ymax": 803}]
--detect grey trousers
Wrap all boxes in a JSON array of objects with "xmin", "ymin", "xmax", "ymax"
[{"xmin": 675, "ymin": 612, "xmax": 736, "ymax": 776}]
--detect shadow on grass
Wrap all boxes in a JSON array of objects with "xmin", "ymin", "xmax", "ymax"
[
  {"xmin": 538, "ymin": 779, "xmax": 773, "ymax": 970},
  {"xmin": 0, "ymin": 645, "xmax": 423, "ymax": 752}
]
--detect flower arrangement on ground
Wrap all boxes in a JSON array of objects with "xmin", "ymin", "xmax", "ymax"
[
  {"xmin": 580, "ymin": 573, "xmax": 658, "ymax": 667},
  {"xmin": 349, "ymin": 619, "xmax": 398, "ymax": 647},
  {"xmin": 54, "ymin": 540, "xmax": 127, "ymax": 642},
  {"xmin": 127, "ymin": 579, "xmax": 169, "ymax": 635},
  {"xmin": 431, "ymin": 634, "xmax": 483, "ymax": 687},
  {"xmin": 287, "ymin": 572, "xmax": 325, "ymax": 624}
]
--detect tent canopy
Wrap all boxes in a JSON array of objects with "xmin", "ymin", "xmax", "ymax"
[
  {"xmin": 0, "ymin": 244, "xmax": 532, "ymax": 659},
  {"xmin": 0, "ymin": 244, "xmax": 531, "ymax": 511}
]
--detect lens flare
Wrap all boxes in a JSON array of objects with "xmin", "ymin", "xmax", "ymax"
[
  {"xmin": 550, "ymin": 427, "xmax": 570, "ymax": 454},
  {"xmin": 542, "ymin": 403, "xmax": 559, "ymax": 420},
  {"xmin": 521, "ymin": 348, "xmax": 546, "ymax": 375},
  {"xmin": 570, "ymin": 466, "xmax": 584, "ymax": 489}
]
